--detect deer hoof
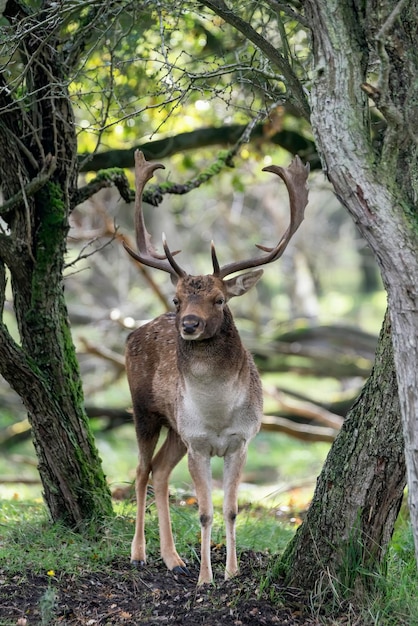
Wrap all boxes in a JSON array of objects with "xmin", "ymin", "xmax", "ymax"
[
  {"xmin": 131, "ymin": 560, "xmax": 145, "ymax": 568},
  {"xmin": 172, "ymin": 565, "xmax": 191, "ymax": 577}
]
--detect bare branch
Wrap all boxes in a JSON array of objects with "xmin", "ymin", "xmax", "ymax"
[
  {"xmin": 64, "ymin": 231, "xmax": 117, "ymax": 270},
  {"xmin": 264, "ymin": 0, "xmax": 309, "ymax": 28},
  {"xmin": 262, "ymin": 415, "xmax": 337, "ymax": 442},
  {"xmin": 199, "ymin": 0, "xmax": 310, "ymax": 119},
  {"xmin": 265, "ymin": 386, "xmax": 344, "ymax": 430},
  {"xmin": 78, "ymin": 337, "xmax": 125, "ymax": 370}
]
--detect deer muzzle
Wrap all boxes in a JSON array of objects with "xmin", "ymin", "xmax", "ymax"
[{"xmin": 181, "ymin": 314, "xmax": 204, "ymax": 339}]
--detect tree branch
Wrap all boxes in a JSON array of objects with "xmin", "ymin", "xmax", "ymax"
[
  {"xmin": 0, "ymin": 155, "xmax": 57, "ymax": 216},
  {"xmin": 3, "ymin": 0, "xmax": 30, "ymax": 23},
  {"xmin": 0, "ymin": 232, "xmax": 30, "ymax": 284},
  {"xmin": 199, "ymin": 0, "xmax": 310, "ymax": 119},
  {"xmin": 265, "ymin": 1, "xmax": 309, "ymax": 29},
  {"xmin": 72, "ymin": 167, "xmax": 131, "ymax": 208},
  {"xmin": 0, "ymin": 321, "xmax": 43, "ymax": 403},
  {"xmin": 74, "ymin": 113, "xmax": 319, "ymax": 211},
  {"xmin": 78, "ymin": 337, "xmax": 125, "ymax": 370},
  {"xmin": 262, "ymin": 415, "xmax": 337, "ymax": 442},
  {"xmin": 0, "ymin": 406, "xmax": 338, "ymax": 448},
  {"xmin": 110, "ymin": 109, "xmax": 283, "ymax": 207},
  {"xmin": 78, "ymin": 124, "xmax": 319, "ymax": 174}
]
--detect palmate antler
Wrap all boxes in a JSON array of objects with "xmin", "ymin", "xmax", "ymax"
[
  {"xmin": 212, "ymin": 156, "xmax": 310, "ymax": 278},
  {"xmin": 123, "ymin": 150, "xmax": 309, "ymax": 278},
  {"xmin": 122, "ymin": 150, "xmax": 185, "ymax": 278}
]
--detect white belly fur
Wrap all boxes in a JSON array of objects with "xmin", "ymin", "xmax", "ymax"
[{"xmin": 177, "ymin": 376, "xmax": 260, "ymax": 457}]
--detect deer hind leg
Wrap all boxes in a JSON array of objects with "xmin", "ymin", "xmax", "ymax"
[
  {"xmin": 187, "ymin": 450, "xmax": 213, "ymax": 585},
  {"xmin": 131, "ymin": 429, "xmax": 160, "ymax": 567},
  {"xmin": 223, "ymin": 445, "xmax": 248, "ymax": 580},
  {"xmin": 151, "ymin": 428, "xmax": 188, "ymax": 575}
]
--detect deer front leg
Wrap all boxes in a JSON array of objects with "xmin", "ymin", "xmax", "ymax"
[
  {"xmin": 131, "ymin": 431, "xmax": 160, "ymax": 567},
  {"xmin": 152, "ymin": 429, "xmax": 188, "ymax": 574},
  {"xmin": 187, "ymin": 449, "xmax": 213, "ymax": 585},
  {"xmin": 223, "ymin": 445, "xmax": 248, "ymax": 580}
]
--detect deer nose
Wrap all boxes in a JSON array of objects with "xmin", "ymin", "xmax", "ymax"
[{"xmin": 181, "ymin": 315, "xmax": 201, "ymax": 335}]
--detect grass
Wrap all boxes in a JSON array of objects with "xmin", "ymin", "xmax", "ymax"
[
  {"xmin": 0, "ymin": 496, "xmax": 293, "ymax": 578},
  {"xmin": 1, "ymin": 498, "xmax": 417, "ymax": 625},
  {"xmin": 300, "ymin": 517, "xmax": 418, "ymax": 626},
  {"xmin": 0, "ymin": 428, "xmax": 330, "ymax": 506},
  {"xmin": 372, "ymin": 521, "xmax": 418, "ymax": 625},
  {"xmin": 0, "ymin": 500, "xmax": 130, "ymax": 576}
]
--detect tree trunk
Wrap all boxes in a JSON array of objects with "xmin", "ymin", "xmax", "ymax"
[
  {"xmin": 281, "ymin": 310, "xmax": 405, "ymax": 591},
  {"xmin": 0, "ymin": 1, "xmax": 113, "ymax": 526},
  {"xmin": 303, "ymin": 0, "xmax": 418, "ymax": 566},
  {"xmin": 199, "ymin": 0, "xmax": 417, "ymax": 578}
]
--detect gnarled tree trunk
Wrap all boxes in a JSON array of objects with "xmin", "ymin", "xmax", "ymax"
[
  {"xmin": 303, "ymin": 0, "xmax": 418, "ymax": 566},
  {"xmin": 281, "ymin": 311, "xmax": 405, "ymax": 591},
  {"xmin": 199, "ymin": 0, "xmax": 417, "ymax": 584},
  {"xmin": 0, "ymin": 1, "xmax": 113, "ymax": 526}
]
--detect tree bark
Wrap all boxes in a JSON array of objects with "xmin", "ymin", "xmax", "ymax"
[
  {"xmin": 0, "ymin": 1, "xmax": 113, "ymax": 526},
  {"xmin": 303, "ymin": 0, "xmax": 418, "ymax": 566},
  {"xmin": 199, "ymin": 0, "xmax": 417, "ymax": 583},
  {"xmin": 281, "ymin": 310, "xmax": 405, "ymax": 591}
]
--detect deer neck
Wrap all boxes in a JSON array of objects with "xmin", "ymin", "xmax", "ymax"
[{"xmin": 176, "ymin": 307, "xmax": 245, "ymax": 380}]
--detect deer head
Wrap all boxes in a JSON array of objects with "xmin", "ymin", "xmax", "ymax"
[{"xmin": 123, "ymin": 150, "xmax": 310, "ymax": 341}]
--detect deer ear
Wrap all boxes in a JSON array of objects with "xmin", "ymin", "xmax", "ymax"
[{"xmin": 224, "ymin": 269, "xmax": 263, "ymax": 299}]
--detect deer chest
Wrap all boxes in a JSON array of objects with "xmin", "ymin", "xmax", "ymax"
[{"xmin": 176, "ymin": 377, "xmax": 261, "ymax": 457}]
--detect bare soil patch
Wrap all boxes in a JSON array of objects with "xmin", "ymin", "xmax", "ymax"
[{"xmin": 0, "ymin": 548, "xmax": 363, "ymax": 625}]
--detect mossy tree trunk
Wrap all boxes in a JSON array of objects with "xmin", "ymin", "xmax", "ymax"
[
  {"xmin": 0, "ymin": 1, "xmax": 113, "ymax": 526},
  {"xmin": 302, "ymin": 0, "xmax": 418, "ymax": 569},
  {"xmin": 280, "ymin": 311, "xmax": 405, "ymax": 591},
  {"xmin": 200, "ymin": 0, "xmax": 418, "ymax": 584}
]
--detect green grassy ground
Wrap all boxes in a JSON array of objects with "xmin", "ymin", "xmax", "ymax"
[{"xmin": 0, "ymin": 497, "xmax": 417, "ymax": 625}]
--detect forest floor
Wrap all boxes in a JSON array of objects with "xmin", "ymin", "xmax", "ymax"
[{"xmin": 1, "ymin": 547, "xmax": 363, "ymax": 626}]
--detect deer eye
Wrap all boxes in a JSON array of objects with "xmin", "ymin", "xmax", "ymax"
[
  {"xmin": 173, "ymin": 297, "xmax": 180, "ymax": 307},
  {"xmin": 215, "ymin": 297, "xmax": 225, "ymax": 306}
]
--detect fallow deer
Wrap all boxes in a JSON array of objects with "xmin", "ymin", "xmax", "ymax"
[{"xmin": 124, "ymin": 150, "xmax": 309, "ymax": 585}]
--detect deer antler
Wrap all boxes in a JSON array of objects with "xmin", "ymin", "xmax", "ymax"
[
  {"xmin": 124, "ymin": 151, "xmax": 309, "ymax": 280},
  {"xmin": 211, "ymin": 155, "xmax": 310, "ymax": 278},
  {"xmin": 123, "ymin": 150, "xmax": 186, "ymax": 278}
]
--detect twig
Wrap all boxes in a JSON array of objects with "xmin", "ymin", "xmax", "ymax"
[
  {"xmin": 64, "ymin": 229, "xmax": 118, "ymax": 269},
  {"xmin": 199, "ymin": 0, "xmax": 310, "ymax": 119},
  {"xmin": 264, "ymin": 0, "xmax": 310, "ymax": 29},
  {"xmin": 78, "ymin": 337, "xmax": 125, "ymax": 369},
  {"xmin": 17, "ymin": 165, "xmax": 36, "ymax": 263},
  {"xmin": 374, "ymin": 0, "xmax": 408, "ymax": 128}
]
